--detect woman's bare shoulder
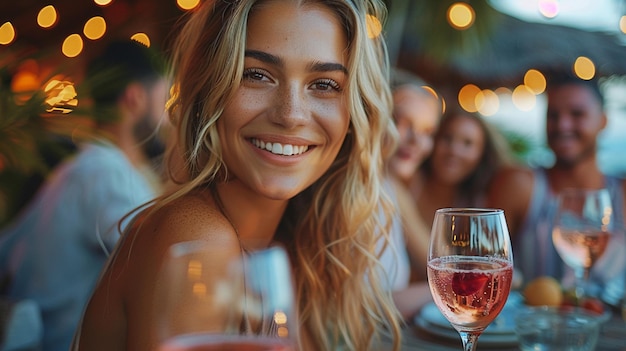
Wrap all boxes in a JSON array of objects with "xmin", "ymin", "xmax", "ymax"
[{"xmin": 136, "ymin": 192, "xmax": 239, "ymax": 245}]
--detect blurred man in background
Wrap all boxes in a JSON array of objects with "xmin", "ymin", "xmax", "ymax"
[
  {"xmin": 0, "ymin": 39, "xmax": 169, "ymax": 351},
  {"xmin": 488, "ymin": 71, "xmax": 626, "ymax": 306}
]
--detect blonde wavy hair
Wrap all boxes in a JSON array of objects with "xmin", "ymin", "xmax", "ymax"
[{"xmin": 163, "ymin": 0, "xmax": 401, "ymax": 349}]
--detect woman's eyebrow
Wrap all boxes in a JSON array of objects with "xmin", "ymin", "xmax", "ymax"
[
  {"xmin": 245, "ymin": 50, "xmax": 282, "ymax": 66},
  {"xmin": 245, "ymin": 50, "xmax": 348, "ymax": 75},
  {"xmin": 309, "ymin": 61, "xmax": 348, "ymax": 75}
]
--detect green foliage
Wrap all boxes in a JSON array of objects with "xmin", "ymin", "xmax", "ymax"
[
  {"xmin": 0, "ymin": 65, "xmax": 86, "ymax": 228},
  {"xmin": 401, "ymin": 0, "xmax": 503, "ymax": 61}
]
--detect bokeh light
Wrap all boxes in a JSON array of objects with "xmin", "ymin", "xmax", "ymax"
[
  {"xmin": 447, "ymin": 2, "xmax": 475, "ymax": 30},
  {"xmin": 44, "ymin": 79, "xmax": 78, "ymax": 114},
  {"xmin": 573, "ymin": 56, "xmax": 595, "ymax": 80},
  {"xmin": 83, "ymin": 16, "xmax": 106, "ymax": 40},
  {"xmin": 366, "ymin": 14, "xmax": 383, "ymax": 38},
  {"xmin": 130, "ymin": 33, "xmax": 151, "ymax": 47},
  {"xmin": 458, "ymin": 84, "xmax": 481, "ymax": 113},
  {"xmin": 37, "ymin": 5, "xmax": 58, "ymax": 29},
  {"xmin": 495, "ymin": 87, "xmax": 512, "ymax": 95},
  {"xmin": 524, "ymin": 69, "xmax": 546, "ymax": 95},
  {"xmin": 176, "ymin": 0, "xmax": 201, "ymax": 11},
  {"xmin": 11, "ymin": 71, "xmax": 39, "ymax": 93},
  {"xmin": 538, "ymin": 0, "xmax": 559, "ymax": 18},
  {"xmin": 512, "ymin": 85, "xmax": 536, "ymax": 111},
  {"xmin": 475, "ymin": 89, "xmax": 499, "ymax": 116},
  {"xmin": 62, "ymin": 34, "xmax": 84, "ymax": 58},
  {"xmin": 0, "ymin": 22, "xmax": 16, "ymax": 45},
  {"xmin": 620, "ymin": 16, "xmax": 626, "ymax": 34},
  {"xmin": 93, "ymin": 0, "xmax": 113, "ymax": 6}
]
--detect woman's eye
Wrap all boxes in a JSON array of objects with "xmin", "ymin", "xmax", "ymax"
[
  {"xmin": 311, "ymin": 79, "xmax": 341, "ymax": 92},
  {"xmin": 243, "ymin": 69, "xmax": 269, "ymax": 81}
]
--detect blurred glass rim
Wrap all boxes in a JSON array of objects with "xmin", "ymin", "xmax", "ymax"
[
  {"xmin": 515, "ymin": 305, "xmax": 608, "ymax": 325},
  {"xmin": 435, "ymin": 207, "xmax": 504, "ymax": 216}
]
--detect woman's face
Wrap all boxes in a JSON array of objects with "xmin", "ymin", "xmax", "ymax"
[
  {"xmin": 218, "ymin": 0, "xmax": 350, "ymax": 200},
  {"xmin": 430, "ymin": 114, "xmax": 485, "ymax": 185},
  {"xmin": 388, "ymin": 86, "xmax": 439, "ymax": 181}
]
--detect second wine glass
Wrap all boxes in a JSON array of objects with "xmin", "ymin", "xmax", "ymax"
[
  {"xmin": 552, "ymin": 188, "xmax": 614, "ymax": 301},
  {"xmin": 155, "ymin": 241, "xmax": 298, "ymax": 351},
  {"xmin": 427, "ymin": 208, "xmax": 514, "ymax": 351}
]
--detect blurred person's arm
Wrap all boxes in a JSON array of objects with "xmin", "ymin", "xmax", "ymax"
[
  {"xmin": 392, "ymin": 282, "xmax": 433, "ymax": 321},
  {"xmin": 486, "ymin": 165, "xmax": 534, "ymax": 241},
  {"xmin": 392, "ymin": 176, "xmax": 430, "ymax": 282}
]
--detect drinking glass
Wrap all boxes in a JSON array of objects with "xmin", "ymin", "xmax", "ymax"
[
  {"xmin": 427, "ymin": 208, "xmax": 514, "ymax": 351},
  {"xmin": 552, "ymin": 188, "xmax": 614, "ymax": 301},
  {"xmin": 155, "ymin": 241, "xmax": 298, "ymax": 351}
]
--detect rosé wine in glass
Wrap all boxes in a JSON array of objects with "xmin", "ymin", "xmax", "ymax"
[
  {"xmin": 427, "ymin": 255, "xmax": 513, "ymax": 331},
  {"xmin": 552, "ymin": 188, "xmax": 614, "ymax": 301},
  {"xmin": 427, "ymin": 208, "xmax": 513, "ymax": 351},
  {"xmin": 552, "ymin": 228, "xmax": 610, "ymax": 270}
]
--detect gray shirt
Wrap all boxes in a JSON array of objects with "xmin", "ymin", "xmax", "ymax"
[{"xmin": 0, "ymin": 141, "xmax": 157, "ymax": 351}]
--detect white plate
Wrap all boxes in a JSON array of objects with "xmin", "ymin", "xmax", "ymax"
[
  {"xmin": 415, "ymin": 292, "xmax": 523, "ymax": 335},
  {"xmin": 414, "ymin": 316, "xmax": 519, "ymax": 347}
]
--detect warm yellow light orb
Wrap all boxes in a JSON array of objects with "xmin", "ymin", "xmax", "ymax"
[
  {"xmin": 620, "ymin": 16, "xmax": 626, "ymax": 34},
  {"xmin": 458, "ymin": 84, "xmax": 481, "ymax": 113},
  {"xmin": 475, "ymin": 89, "xmax": 499, "ymax": 116},
  {"xmin": 37, "ymin": 5, "xmax": 58, "ymax": 29},
  {"xmin": 11, "ymin": 71, "xmax": 39, "ymax": 93},
  {"xmin": 84, "ymin": 16, "xmax": 106, "ymax": 40},
  {"xmin": 447, "ymin": 3, "xmax": 475, "ymax": 30},
  {"xmin": 574, "ymin": 56, "xmax": 595, "ymax": 80},
  {"xmin": 512, "ymin": 85, "xmax": 536, "ymax": 111},
  {"xmin": 524, "ymin": 69, "xmax": 546, "ymax": 95},
  {"xmin": 94, "ymin": 0, "xmax": 113, "ymax": 6},
  {"xmin": 0, "ymin": 22, "xmax": 16, "ymax": 45},
  {"xmin": 176, "ymin": 0, "xmax": 200, "ymax": 11},
  {"xmin": 366, "ymin": 14, "xmax": 383, "ymax": 38},
  {"xmin": 130, "ymin": 33, "xmax": 151, "ymax": 47},
  {"xmin": 62, "ymin": 34, "xmax": 84, "ymax": 58}
]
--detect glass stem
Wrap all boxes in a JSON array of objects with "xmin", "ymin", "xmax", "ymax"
[
  {"xmin": 574, "ymin": 267, "xmax": 590, "ymax": 303},
  {"xmin": 459, "ymin": 331, "xmax": 480, "ymax": 351}
]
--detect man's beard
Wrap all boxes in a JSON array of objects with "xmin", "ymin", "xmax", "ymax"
[
  {"xmin": 552, "ymin": 142, "xmax": 597, "ymax": 169},
  {"xmin": 133, "ymin": 113, "xmax": 166, "ymax": 163}
]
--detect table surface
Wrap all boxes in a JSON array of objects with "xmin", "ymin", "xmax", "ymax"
[{"xmin": 383, "ymin": 308, "xmax": 626, "ymax": 351}]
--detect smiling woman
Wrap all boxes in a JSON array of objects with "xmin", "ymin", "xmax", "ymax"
[{"xmin": 73, "ymin": 1, "xmax": 402, "ymax": 351}]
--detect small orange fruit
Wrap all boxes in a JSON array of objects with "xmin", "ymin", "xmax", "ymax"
[{"xmin": 523, "ymin": 276, "xmax": 563, "ymax": 307}]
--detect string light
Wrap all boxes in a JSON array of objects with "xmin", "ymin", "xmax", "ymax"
[
  {"xmin": 524, "ymin": 69, "xmax": 546, "ymax": 95},
  {"xmin": 447, "ymin": 2, "xmax": 475, "ymax": 30},
  {"xmin": 83, "ymin": 16, "xmax": 106, "ymax": 40},
  {"xmin": 130, "ymin": 33, "xmax": 150, "ymax": 47},
  {"xmin": 62, "ymin": 34, "xmax": 84, "ymax": 58},
  {"xmin": 512, "ymin": 85, "xmax": 536, "ymax": 111},
  {"xmin": 573, "ymin": 56, "xmax": 595, "ymax": 80},
  {"xmin": 538, "ymin": 0, "xmax": 560, "ymax": 19},
  {"xmin": 37, "ymin": 5, "xmax": 58, "ymax": 29},
  {"xmin": 458, "ymin": 84, "xmax": 481, "ymax": 113},
  {"xmin": 176, "ymin": 0, "xmax": 200, "ymax": 11},
  {"xmin": 0, "ymin": 22, "xmax": 16, "ymax": 45},
  {"xmin": 366, "ymin": 14, "xmax": 383, "ymax": 38}
]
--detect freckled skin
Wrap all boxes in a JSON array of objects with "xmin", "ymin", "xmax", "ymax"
[{"xmin": 74, "ymin": 2, "xmax": 351, "ymax": 350}]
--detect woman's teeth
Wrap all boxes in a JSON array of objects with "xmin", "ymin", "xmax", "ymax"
[{"xmin": 251, "ymin": 139, "xmax": 309, "ymax": 156}]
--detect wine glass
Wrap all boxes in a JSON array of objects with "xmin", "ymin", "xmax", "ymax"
[
  {"xmin": 427, "ymin": 208, "xmax": 514, "ymax": 351},
  {"xmin": 552, "ymin": 188, "xmax": 614, "ymax": 301},
  {"xmin": 155, "ymin": 241, "xmax": 298, "ymax": 351}
]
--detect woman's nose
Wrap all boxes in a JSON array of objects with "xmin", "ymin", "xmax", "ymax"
[{"xmin": 271, "ymin": 84, "xmax": 309, "ymax": 128}]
